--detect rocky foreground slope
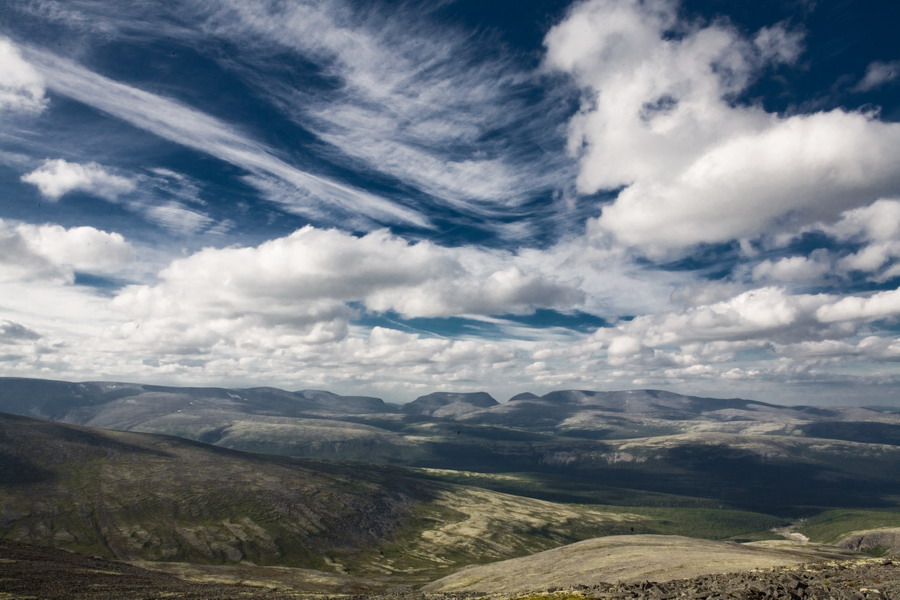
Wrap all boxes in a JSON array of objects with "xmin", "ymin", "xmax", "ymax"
[
  {"xmin": 519, "ymin": 558, "xmax": 900, "ymax": 600},
  {"xmin": 423, "ymin": 536, "xmax": 856, "ymax": 594},
  {"xmin": 0, "ymin": 539, "xmax": 897, "ymax": 600}
]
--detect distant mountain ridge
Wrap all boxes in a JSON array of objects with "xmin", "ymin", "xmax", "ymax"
[
  {"xmin": 0, "ymin": 378, "xmax": 396, "ymax": 421},
  {"xmin": 0, "ymin": 376, "xmax": 850, "ymax": 423},
  {"xmin": 3, "ymin": 376, "xmax": 900, "ymax": 514}
]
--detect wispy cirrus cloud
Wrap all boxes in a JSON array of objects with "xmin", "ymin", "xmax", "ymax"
[
  {"xmin": 4, "ymin": 0, "xmax": 578, "ymax": 235},
  {"xmin": 854, "ymin": 60, "xmax": 900, "ymax": 93},
  {"xmin": 19, "ymin": 42, "xmax": 429, "ymax": 229},
  {"xmin": 189, "ymin": 0, "xmax": 575, "ymax": 216}
]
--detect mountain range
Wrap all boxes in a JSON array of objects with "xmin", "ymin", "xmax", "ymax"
[{"xmin": 2, "ymin": 377, "xmax": 900, "ymax": 513}]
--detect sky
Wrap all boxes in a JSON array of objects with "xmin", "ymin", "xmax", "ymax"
[{"xmin": 1, "ymin": 0, "xmax": 899, "ymax": 406}]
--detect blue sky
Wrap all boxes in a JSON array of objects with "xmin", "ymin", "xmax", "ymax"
[{"xmin": 1, "ymin": 0, "xmax": 899, "ymax": 405}]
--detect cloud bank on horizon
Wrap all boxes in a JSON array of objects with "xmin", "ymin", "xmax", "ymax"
[{"xmin": 0, "ymin": 0, "xmax": 898, "ymax": 405}]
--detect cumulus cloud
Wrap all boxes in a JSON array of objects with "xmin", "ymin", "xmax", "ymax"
[
  {"xmin": 826, "ymin": 199, "xmax": 900, "ymax": 243},
  {"xmin": 815, "ymin": 288, "xmax": 900, "ymax": 323},
  {"xmin": 21, "ymin": 158, "xmax": 135, "ymax": 201},
  {"xmin": 511, "ymin": 282, "xmax": 898, "ymax": 401},
  {"xmin": 602, "ymin": 286, "xmax": 900, "ymax": 349},
  {"xmin": 752, "ymin": 252, "xmax": 831, "ymax": 283},
  {"xmin": 0, "ymin": 219, "xmax": 133, "ymax": 282},
  {"xmin": 771, "ymin": 199, "xmax": 900, "ymax": 282},
  {"xmin": 600, "ymin": 287, "xmax": 832, "ymax": 347},
  {"xmin": 545, "ymin": 0, "xmax": 900, "ymax": 255},
  {"xmin": 110, "ymin": 226, "xmax": 584, "ymax": 352},
  {"xmin": 0, "ymin": 37, "xmax": 47, "ymax": 113}
]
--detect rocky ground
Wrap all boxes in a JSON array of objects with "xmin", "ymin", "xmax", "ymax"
[
  {"xmin": 531, "ymin": 558, "xmax": 900, "ymax": 600},
  {"xmin": 385, "ymin": 559, "xmax": 900, "ymax": 600},
  {"xmin": 1, "ymin": 540, "xmax": 897, "ymax": 600}
]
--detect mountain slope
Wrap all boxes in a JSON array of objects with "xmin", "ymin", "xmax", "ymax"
[
  {"xmin": 0, "ymin": 412, "xmax": 652, "ymax": 582},
  {"xmin": 0, "ymin": 411, "xmax": 428, "ymax": 570}
]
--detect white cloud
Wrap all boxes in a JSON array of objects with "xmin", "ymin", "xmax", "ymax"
[
  {"xmin": 101, "ymin": 226, "xmax": 589, "ymax": 366},
  {"xmin": 837, "ymin": 242, "xmax": 900, "ymax": 276},
  {"xmin": 601, "ymin": 287, "xmax": 830, "ymax": 347},
  {"xmin": 593, "ymin": 286, "xmax": 900, "ymax": 359},
  {"xmin": 21, "ymin": 158, "xmax": 135, "ymax": 201},
  {"xmin": 0, "ymin": 219, "xmax": 133, "ymax": 282},
  {"xmin": 752, "ymin": 252, "xmax": 831, "ymax": 283},
  {"xmin": 544, "ymin": 0, "xmax": 900, "ymax": 256},
  {"xmin": 858, "ymin": 336, "xmax": 900, "ymax": 362},
  {"xmin": 510, "ymin": 282, "xmax": 900, "ymax": 401},
  {"xmin": 603, "ymin": 111, "xmax": 900, "ymax": 253},
  {"xmin": 772, "ymin": 199, "xmax": 900, "ymax": 282},
  {"xmin": 0, "ymin": 37, "xmax": 47, "ymax": 113},
  {"xmin": 855, "ymin": 60, "xmax": 900, "ymax": 93},
  {"xmin": 825, "ymin": 199, "xmax": 900, "ymax": 243},
  {"xmin": 607, "ymin": 335, "xmax": 651, "ymax": 366},
  {"xmin": 815, "ymin": 288, "xmax": 900, "ymax": 323},
  {"xmin": 775, "ymin": 336, "xmax": 900, "ymax": 368},
  {"xmin": 112, "ymin": 226, "xmax": 584, "ymax": 332}
]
